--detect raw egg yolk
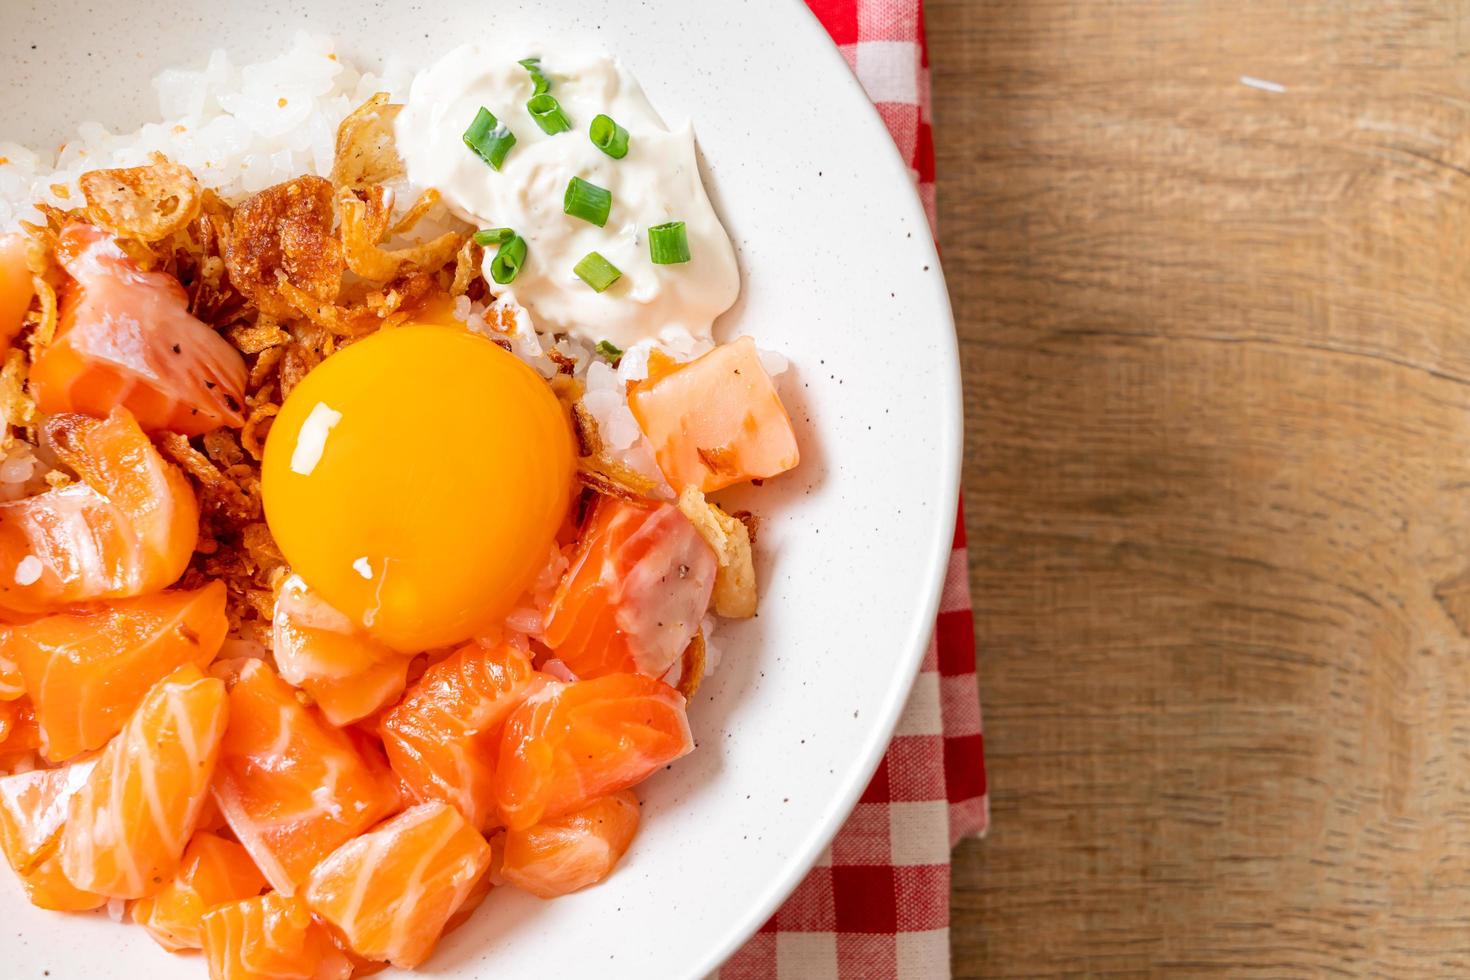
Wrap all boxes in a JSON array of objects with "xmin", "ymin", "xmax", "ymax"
[{"xmin": 261, "ymin": 324, "xmax": 574, "ymax": 652}]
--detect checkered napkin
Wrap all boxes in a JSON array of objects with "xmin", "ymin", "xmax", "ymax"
[{"xmin": 717, "ymin": 2, "xmax": 988, "ymax": 976}]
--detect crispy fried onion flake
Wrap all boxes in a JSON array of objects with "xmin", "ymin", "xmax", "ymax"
[
  {"xmin": 331, "ymin": 93, "xmax": 405, "ymax": 190},
  {"xmin": 338, "ymin": 185, "xmax": 462, "ymax": 283},
  {"xmin": 79, "ymin": 155, "xmax": 201, "ymax": 242},
  {"xmin": 675, "ymin": 629, "xmax": 707, "ymax": 699},
  {"xmin": 223, "ymin": 175, "xmax": 343, "ymax": 319},
  {"xmin": 677, "ymin": 486, "xmax": 757, "ymax": 618}
]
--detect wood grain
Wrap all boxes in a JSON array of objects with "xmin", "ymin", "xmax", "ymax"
[{"xmin": 932, "ymin": 1, "xmax": 1470, "ymax": 975}]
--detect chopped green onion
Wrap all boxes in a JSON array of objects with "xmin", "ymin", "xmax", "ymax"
[
  {"xmin": 590, "ymin": 114, "xmax": 630, "ymax": 159},
  {"xmin": 472, "ymin": 227, "xmax": 515, "ymax": 247},
  {"xmin": 563, "ymin": 177, "xmax": 612, "ymax": 227},
  {"xmin": 595, "ymin": 340, "xmax": 624, "ymax": 363},
  {"xmin": 463, "ymin": 107, "xmax": 516, "ymax": 171},
  {"xmin": 518, "ymin": 57, "xmax": 550, "ymax": 95},
  {"xmin": 574, "ymin": 252, "xmax": 621, "ymax": 292},
  {"xmin": 648, "ymin": 221, "xmax": 691, "ymax": 264},
  {"xmin": 526, "ymin": 93, "xmax": 572, "ymax": 135},
  {"xmin": 491, "ymin": 235, "xmax": 527, "ymax": 285}
]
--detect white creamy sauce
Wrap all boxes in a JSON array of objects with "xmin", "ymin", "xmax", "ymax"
[{"xmin": 396, "ymin": 42, "xmax": 740, "ymax": 349}]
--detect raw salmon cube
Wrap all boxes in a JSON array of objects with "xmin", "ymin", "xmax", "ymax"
[
  {"xmin": 496, "ymin": 672, "xmax": 693, "ymax": 831},
  {"xmin": 627, "ymin": 336, "xmax": 799, "ymax": 493},
  {"xmin": 132, "ymin": 831, "xmax": 269, "ymax": 951},
  {"xmin": 0, "ymin": 408, "xmax": 199, "ymax": 616},
  {"xmin": 59, "ymin": 664, "xmax": 228, "ymax": 898},
  {"xmin": 304, "ymin": 801, "xmax": 492, "ymax": 969},
  {"xmin": 31, "ymin": 223, "xmax": 246, "ymax": 436},
  {"xmin": 12, "ymin": 582, "xmax": 227, "ymax": 761},
  {"xmin": 0, "ymin": 757, "xmax": 104, "ymax": 911},
  {"xmin": 501, "ymin": 790, "xmax": 640, "ymax": 898},
  {"xmin": 542, "ymin": 497, "xmax": 716, "ymax": 680},
  {"xmin": 201, "ymin": 891, "xmax": 352, "ymax": 980},
  {"xmin": 211, "ymin": 659, "xmax": 400, "ymax": 896},
  {"xmin": 380, "ymin": 641, "xmax": 544, "ymax": 831}
]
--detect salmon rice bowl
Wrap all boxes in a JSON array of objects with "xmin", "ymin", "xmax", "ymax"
[{"xmin": 0, "ymin": 33, "xmax": 803, "ymax": 977}]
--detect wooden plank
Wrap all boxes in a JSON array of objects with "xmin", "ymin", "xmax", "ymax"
[{"xmin": 933, "ymin": 0, "xmax": 1470, "ymax": 974}]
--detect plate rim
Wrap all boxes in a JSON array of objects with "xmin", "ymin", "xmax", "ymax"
[{"xmin": 684, "ymin": 2, "xmax": 963, "ymax": 974}]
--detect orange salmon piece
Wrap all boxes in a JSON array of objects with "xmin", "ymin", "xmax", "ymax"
[
  {"xmin": 501, "ymin": 790, "xmax": 640, "ymax": 898},
  {"xmin": 59, "ymin": 664, "xmax": 227, "ymax": 898},
  {"xmin": 272, "ymin": 572, "xmax": 412, "ymax": 726},
  {"xmin": 0, "ymin": 232, "xmax": 32, "ymax": 356},
  {"xmin": 13, "ymin": 582, "xmax": 227, "ymax": 761},
  {"xmin": 132, "ymin": 831, "xmax": 269, "ymax": 951},
  {"xmin": 212, "ymin": 659, "xmax": 399, "ymax": 896},
  {"xmin": 543, "ymin": 497, "xmax": 716, "ymax": 680},
  {"xmin": 202, "ymin": 891, "xmax": 353, "ymax": 980},
  {"xmin": 380, "ymin": 641, "xmax": 544, "ymax": 831},
  {"xmin": 0, "ymin": 408, "xmax": 199, "ymax": 616},
  {"xmin": 0, "ymin": 756, "xmax": 105, "ymax": 910},
  {"xmin": 496, "ymin": 672, "xmax": 693, "ymax": 831},
  {"xmin": 32, "ymin": 223, "xmax": 247, "ymax": 436},
  {"xmin": 627, "ymin": 335, "xmax": 799, "ymax": 493},
  {"xmin": 304, "ymin": 801, "xmax": 492, "ymax": 969}
]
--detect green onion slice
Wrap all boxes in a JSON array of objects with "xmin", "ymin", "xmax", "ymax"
[
  {"xmin": 590, "ymin": 114, "xmax": 630, "ymax": 159},
  {"xmin": 564, "ymin": 177, "xmax": 612, "ymax": 227},
  {"xmin": 472, "ymin": 227, "xmax": 515, "ymax": 247},
  {"xmin": 463, "ymin": 107, "xmax": 516, "ymax": 171},
  {"xmin": 595, "ymin": 340, "xmax": 624, "ymax": 362},
  {"xmin": 574, "ymin": 252, "xmax": 622, "ymax": 292},
  {"xmin": 648, "ymin": 221, "xmax": 691, "ymax": 264},
  {"xmin": 527, "ymin": 93, "xmax": 572, "ymax": 135},
  {"xmin": 518, "ymin": 57, "xmax": 550, "ymax": 95},
  {"xmin": 491, "ymin": 235, "xmax": 528, "ymax": 285}
]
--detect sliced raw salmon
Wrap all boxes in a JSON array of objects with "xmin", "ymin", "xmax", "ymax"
[
  {"xmin": 0, "ymin": 756, "xmax": 105, "ymax": 910},
  {"xmin": 543, "ymin": 497, "xmax": 716, "ymax": 680},
  {"xmin": 501, "ymin": 790, "xmax": 640, "ymax": 899},
  {"xmin": 31, "ymin": 223, "xmax": 247, "ymax": 436},
  {"xmin": 202, "ymin": 891, "xmax": 353, "ymax": 980},
  {"xmin": 380, "ymin": 640, "xmax": 544, "ymax": 831},
  {"xmin": 59, "ymin": 664, "xmax": 227, "ymax": 898},
  {"xmin": 496, "ymin": 672, "xmax": 693, "ymax": 831},
  {"xmin": 132, "ymin": 830, "xmax": 269, "ymax": 951},
  {"xmin": 627, "ymin": 335, "xmax": 799, "ymax": 493},
  {"xmin": 304, "ymin": 801, "xmax": 492, "ymax": 969},
  {"xmin": 0, "ymin": 408, "xmax": 199, "ymax": 616},
  {"xmin": 273, "ymin": 572, "xmax": 412, "ymax": 727},
  {"xmin": 13, "ymin": 581, "xmax": 227, "ymax": 761},
  {"xmin": 0, "ymin": 232, "xmax": 32, "ymax": 356},
  {"xmin": 211, "ymin": 659, "xmax": 400, "ymax": 896}
]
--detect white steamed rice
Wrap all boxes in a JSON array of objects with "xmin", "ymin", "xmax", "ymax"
[{"xmin": 0, "ymin": 33, "xmax": 412, "ymax": 231}]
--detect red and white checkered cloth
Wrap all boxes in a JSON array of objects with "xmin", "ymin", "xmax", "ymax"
[{"xmin": 717, "ymin": 2, "xmax": 987, "ymax": 976}]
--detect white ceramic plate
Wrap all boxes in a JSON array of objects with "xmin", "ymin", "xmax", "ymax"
[{"xmin": 0, "ymin": 1, "xmax": 960, "ymax": 976}]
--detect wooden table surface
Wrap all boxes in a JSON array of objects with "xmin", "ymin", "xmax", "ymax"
[{"xmin": 933, "ymin": 1, "xmax": 1470, "ymax": 975}]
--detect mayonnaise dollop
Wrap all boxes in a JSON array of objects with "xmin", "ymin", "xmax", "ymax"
[{"xmin": 397, "ymin": 43, "xmax": 740, "ymax": 348}]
